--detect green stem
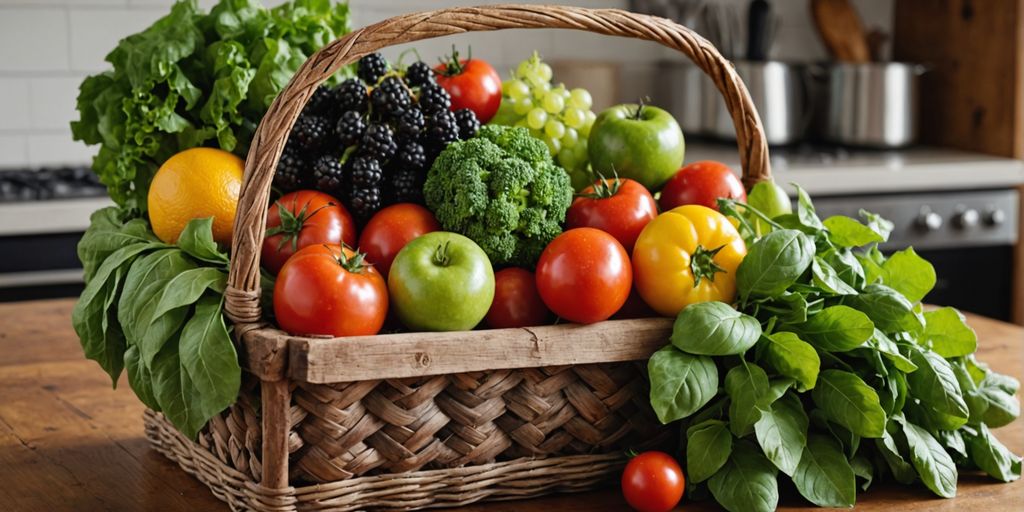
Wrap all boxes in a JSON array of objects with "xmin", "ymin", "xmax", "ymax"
[
  {"xmin": 433, "ymin": 241, "xmax": 452, "ymax": 267},
  {"xmin": 690, "ymin": 244, "xmax": 726, "ymax": 286}
]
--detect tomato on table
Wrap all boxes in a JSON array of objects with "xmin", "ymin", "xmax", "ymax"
[
  {"xmin": 621, "ymin": 451, "xmax": 685, "ymax": 512},
  {"xmin": 535, "ymin": 227, "xmax": 632, "ymax": 324},
  {"xmin": 273, "ymin": 244, "xmax": 387, "ymax": 337},
  {"xmin": 262, "ymin": 190, "xmax": 356, "ymax": 275},
  {"xmin": 358, "ymin": 203, "xmax": 440, "ymax": 279},
  {"xmin": 486, "ymin": 267, "xmax": 551, "ymax": 328},
  {"xmin": 434, "ymin": 48, "xmax": 502, "ymax": 123},
  {"xmin": 659, "ymin": 160, "xmax": 747, "ymax": 212},
  {"xmin": 566, "ymin": 176, "xmax": 657, "ymax": 253}
]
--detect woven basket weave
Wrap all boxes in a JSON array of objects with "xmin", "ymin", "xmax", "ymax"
[{"xmin": 143, "ymin": 4, "xmax": 772, "ymax": 511}]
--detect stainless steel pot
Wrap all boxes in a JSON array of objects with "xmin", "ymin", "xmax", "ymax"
[
  {"xmin": 709, "ymin": 61, "xmax": 810, "ymax": 145},
  {"xmin": 822, "ymin": 62, "xmax": 925, "ymax": 147}
]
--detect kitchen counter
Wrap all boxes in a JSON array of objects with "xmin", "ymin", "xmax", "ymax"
[{"xmin": 0, "ymin": 298, "xmax": 1021, "ymax": 511}]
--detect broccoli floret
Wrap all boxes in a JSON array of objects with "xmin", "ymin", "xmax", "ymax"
[{"xmin": 423, "ymin": 125, "xmax": 573, "ymax": 268}]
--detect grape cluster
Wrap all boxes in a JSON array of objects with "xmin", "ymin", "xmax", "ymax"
[
  {"xmin": 492, "ymin": 53, "xmax": 597, "ymax": 190},
  {"xmin": 275, "ymin": 53, "xmax": 480, "ymax": 222}
]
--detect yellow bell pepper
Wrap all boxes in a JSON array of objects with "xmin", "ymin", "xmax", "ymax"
[{"xmin": 632, "ymin": 205, "xmax": 747, "ymax": 316}]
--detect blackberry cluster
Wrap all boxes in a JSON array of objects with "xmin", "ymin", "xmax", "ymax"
[{"xmin": 277, "ymin": 52, "xmax": 480, "ymax": 222}]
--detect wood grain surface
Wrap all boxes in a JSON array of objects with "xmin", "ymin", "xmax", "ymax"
[{"xmin": 0, "ymin": 298, "xmax": 1020, "ymax": 511}]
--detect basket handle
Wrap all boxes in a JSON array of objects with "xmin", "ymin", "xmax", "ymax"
[{"xmin": 225, "ymin": 4, "xmax": 772, "ymax": 324}]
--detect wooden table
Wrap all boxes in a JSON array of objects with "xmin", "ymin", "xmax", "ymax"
[{"xmin": 1, "ymin": 299, "xmax": 1020, "ymax": 511}]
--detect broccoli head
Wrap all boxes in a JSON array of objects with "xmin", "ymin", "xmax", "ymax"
[{"xmin": 423, "ymin": 125, "xmax": 573, "ymax": 267}]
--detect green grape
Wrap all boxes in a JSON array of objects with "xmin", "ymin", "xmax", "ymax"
[
  {"xmin": 542, "ymin": 92, "xmax": 565, "ymax": 114},
  {"xmin": 563, "ymin": 107, "xmax": 585, "ymax": 129},
  {"xmin": 538, "ymin": 62, "xmax": 553, "ymax": 82},
  {"xmin": 573, "ymin": 138, "xmax": 588, "ymax": 163},
  {"xmin": 545, "ymin": 136, "xmax": 561, "ymax": 155},
  {"xmin": 530, "ymin": 128, "xmax": 545, "ymax": 141},
  {"xmin": 544, "ymin": 119, "xmax": 565, "ymax": 140},
  {"xmin": 568, "ymin": 88, "xmax": 593, "ymax": 109},
  {"xmin": 557, "ymin": 146, "xmax": 577, "ymax": 170},
  {"xmin": 560, "ymin": 87, "xmax": 571, "ymax": 101},
  {"xmin": 580, "ymin": 110, "xmax": 597, "ymax": 137},
  {"xmin": 527, "ymin": 108, "xmax": 548, "ymax": 130},
  {"xmin": 561, "ymin": 127, "xmax": 578, "ymax": 148},
  {"xmin": 516, "ymin": 60, "xmax": 533, "ymax": 80},
  {"xmin": 514, "ymin": 97, "xmax": 534, "ymax": 116},
  {"xmin": 514, "ymin": 118, "xmax": 530, "ymax": 129},
  {"xmin": 505, "ymin": 79, "xmax": 530, "ymax": 100},
  {"xmin": 531, "ymin": 82, "xmax": 551, "ymax": 100}
]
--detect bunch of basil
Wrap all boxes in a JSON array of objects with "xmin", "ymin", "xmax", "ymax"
[
  {"xmin": 648, "ymin": 184, "xmax": 1021, "ymax": 511},
  {"xmin": 71, "ymin": 0, "xmax": 351, "ymax": 215},
  {"xmin": 72, "ymin": 208, "xmax": 239, "ymax": 439}
]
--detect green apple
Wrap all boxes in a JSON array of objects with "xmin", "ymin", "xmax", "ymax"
[
  {"xmin": 388, "ymin": 232, "xmax": 495, "ymax": 331},
  {"xmin": 588, "ymin": 103, "xmax": 685, "ymax": 190}
]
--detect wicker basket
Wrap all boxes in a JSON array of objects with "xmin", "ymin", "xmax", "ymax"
[{"xmin": 143, "ymin": 4, "xmax": 772, "ymax": 511}]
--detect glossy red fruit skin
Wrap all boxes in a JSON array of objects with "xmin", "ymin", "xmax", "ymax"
[
  {"xmin": 566, "ymin": 177, "xmax": 657, "ymax": 254},
  {"xmin": 486, "ymin": 268, "xmax": 551, "ymax": 328},
  {"xmin": 358, "ymin": 203, "xmax": 440, "ymax": 279},
  {"xmin": 535, "ymin": 228, "xmax": 632, "ymax": 324},
  {"xmin": 434, "ymin": 59, "xmax": 502, "ymax": 123},
  {"xmin": 261, "ymin": 190, "xmax": 356, "ymax": 275},
  {"xmin": 659, "ymin": 160, "xmax": 747, "ymax": 212},
  {"xmin": 621, "ymin": 451, "xmax": 686, "ymax": 512}
]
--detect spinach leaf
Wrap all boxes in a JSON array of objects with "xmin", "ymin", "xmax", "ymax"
[
  {"xmin": 755, "ymin": 293, "xmax": 808, "ymax": 324},
  {"xmin": 708, "ymin": 440, "xmax": 779, "ymax": 512},
  {"xmin": 983, "ymin": 370, "xmax": 1020, "ymax": 395},
  {"xmin": 811, "ymin": 256, "xmax": 858, "ymax": 295},
  {"xmin": 77, "ymin": 207, "xmax": 162, "ymax": 281},
  {"xmin": 737, "ymin": 229, "xmax": 814, "ymax": 300},
  {"xmin": 124, "ymin": 344, "xmax": 159, "ymax": 411},
  {"xmin": 936, "ymin": 429, "xmax": 967, "ymax": 462},
  {"xmin": 907, "ymin": 347, "xmax": 969, "ymax": 429},
  {"xmin": 978, "ymin": 384, "xmax": 1020, "ymax": 428},
  {"xmin": 845, "ymin": 284, "xmax": 923, "ymax": 334},
  {"xmin": 823, "ymin": 215, "xmax": 884, "ymax": 247},
  {"xmin": 176, "ymin": 217, "xmax": 230, "ymax": 264},
  {"xmin": 965, "ymin": 424, "xmax": 1022, "ymax": 482},
  {"xmin": 179, "ymin": 294, "xmax": 240, "ymax": 424},
  {"xmin": 793, "ymin": 434, "xmax": 857, "ymax": 507},
  {"xmin": 879, "ymin": 248, "xmax": 935, "ymax": 303},
  {"xmin": 822, "ymin": 247, "xmax": 865, "ymax": 289},
  {"xmin": 754, "ymin": 392, "xmax": 808, "ymax": 476},
  {"xmin": 860, "ymin": 209, "xmax": 894, "ymax": 241},
  {"xmin": 151, "ymin": 267, "xmax": 228, "ymax": 320},
  {"xmin": 671, "ymin": 301, "xmax": 761, "ymax": 356},
  {"xmin": 118, "ymin": 249, "xmax": 197, "ymax": 367},
  {"xmin": 922, "ymin": 307, "xmax": 977, "ymax": 358},
  {"xmin": 812, "ymin": 370, "xmax": 887, "ymax": 438},
  {"xmin": 763, "ymin": 331, "xmax": 820, "ymax": 391},
  {"xmin": 686, "ymin": 420, "xmax": 733, "ymax": 483},
  {"xmin": 899, "ymin": 418, "xmax": 958, "ymax": 498},
  {"xmin": 876, "ymin": 430, "xmax": 917, "ymax": 485},
  {"xmin": 850, "ymin": 453, "xmax": 874, "ymax": 491},
  {"xmin": 794, "ymin": 184, "xmax": 824, "ymax": 231},
  {"xmin": 870, "ymin": 329, "xmax": 917, "ymax": 373},
  {"xmin": 647, "ymin": 347, "xmax": 719, "ymax": 424},
  {"xmin": 796, "ymin": 305, "xmax": 874, "ymax": 352},
  {"xmin": 726, "ymin": 362, "xmax": 771, "ymax": 436},
  {"xmin": 150, "ymin": 333, "xmax": 208, "ymax": 440}
]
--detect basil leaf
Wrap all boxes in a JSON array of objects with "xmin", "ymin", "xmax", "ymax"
[
  {"xmin": 755, "ymin": 293, "xmax": 808, "ymax": 324},
  {"xmin": 871, "ymin": 329, "xmax": 917, "ymax": 373},
  {"xmin": 876, "ymin": 429, "xmax": 917, "ymax": 484},
  {"xmin": 860, "ymin": 209, "xmax": 894, "ymax": 242},
  {"xmin": 899, "ymin": 419, "xmax": 958, "ymax": 498},
  {"xmin": 793, "ymin": 434, "xmax": 857, "ymax": 507},
  {"xmin": 823, "ymin": 247, "xmax": 865, "ymax": 289},
  {"xmin": 77, "ymin": 208, "xmax": 161, "ymax": 281},
  {"xmin": 983, "ymin": 370, "xmax": 1020, "ymax": 395},
  {"xmin": 726, "ymin": 363, "xmax": 771, "ymax": 437},
  {"xmin": 845, "ymin": 284, "xmax": 923, "ymax": 334},
  {"xmin": 922, "ymin": 308, "xmax": 978, "ymax": 358},
  {"xmin": 850, "ymin": 453, "xmax": 874, "ymax": 491},
  {"xmin": 880, "ymin": 248, "xmax": 935, "ymax": 303},
  {"xmin": 978, "ymin": 385, "xmax": 1020, "ymax": 428},
  {"xmin": 708, "ymin": 441, "xmax": 779, "ymax": 512},
  {"xmin": 823, "ymin": 215, "xmax": 884, "ymax": 247},
  {"xmin": 811, "ymin": 256, "xmax": 858, "ymax": 295},
  {"xmin": 671, "ymin": 301, "xmax": 762, "ymax": 356},
  {"xmin": 124, "ymin": 345, "xmax": 159, "ymax": 411},
  {"xmin": 686, "ymin": 420, "xmax": 733, "ymax": 483},
  {"xmin": 907, "ymin": 347, "xmax": 969, "ymax": 429},
  {"xmin": 763, "ymin": 331, "xmax": 820, "ymax": 391},
  {"xmin": 150, "ymin": 333, "xmax": 208, "ymax": 440},
  {"xmin": 812, "ymin": 370, "xmax": 887, "ymax": 438},
  {"xmin": 796, "ymin": 305, "xmax": 874, "ymax": 352},
  {"xmin": 647, "ymin": 347, "xmax": 719, "ymax": 424},
  {"xmin": 176, "ymin": 217, "xmax": 229, "ymax": 264},
  {"xmin": 936, "ymin": 429, "xmax": 967, "ymax": 462},
  {"xmin": 794, "ymin": 184, "xmax": 824, "ymax": 231},
  {"xmin": 755, "ymin": 392, "xmax": 808, "ymax": 476},
  {"xmin": 151, "ymin": 267, "xmax": 228, "ymax": 320},
  {"xmin": 118, "ymin": 249, "xmax": 197, "ymax": 367},
  {"xmin": 856, "ymin": 247, "xmax": 886, "ymax": 286},
  {"xmin": 737, "ymin": 229, "xmax": 814, "ymax": 300},
  {"xmin": 179, "ymin": 295, "xmax": 240, "ymax": 423},
  {"xmin": 965, "ymin": 424, "xmax": 1022, "ymax": 482}
]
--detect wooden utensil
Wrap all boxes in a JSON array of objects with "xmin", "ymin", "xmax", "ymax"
[{"xmin": 811, "ymin": 0, "xmax": 871, "ymax": 62}]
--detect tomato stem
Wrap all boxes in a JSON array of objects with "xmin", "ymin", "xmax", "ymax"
[
  {"xmin": 690, "ymin": 244, "xmax": 727, "ymax": 286},
  {"xmin": 576, "ymin": 169, "xmax": 622, "ymax": 199},
  {"xmin": 433, "ymin": 241, "xmax": 452, "ymax": 267},
  {"xmin": 438, "ymin": 45, "xmax": 471, "ymax": 77},
  {"xmin": 266, "ymin": 199, "xmax": 333, "ymax": 253},
  {"xmin": 328, "ymin": 244, "xmax": 369, "ymax": 274}
]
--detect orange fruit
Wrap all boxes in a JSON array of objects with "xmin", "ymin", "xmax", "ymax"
[{"xmin": 148, "ymin": 147, "xmax": 244, "ymax": 245}]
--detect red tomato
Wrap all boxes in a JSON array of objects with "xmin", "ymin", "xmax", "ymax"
[
  {"xmin": 659, "ymin": 160, "xmax": 747, "ymax": 212},
  {"xmin": 486, "ymin": 268, "xmax": 551, "ymax": 328},
  {"xmin": 434, "ymin": 50, "xmax": 502, "ymax": 123},
  {"xmin": 535, "ymin": 228, "xmax": 631, "ymax": 324},
  {"xmin": 621, "ymin": 451, "xmax": 685, "ymax": 512},
  {"xmin": 262, "ymin": 190, "xmax": 356, "ymax": 275},
  {"xmin": 358, "ymin": 203, "xmax": 441, "ymax": 279},
  {"xmin": 273, "ymin": 244, "xmax": 387, "ymax": 337},
  {"xmin": 566, "ymin": 177, "xmax": 657, "ymax": 254}
]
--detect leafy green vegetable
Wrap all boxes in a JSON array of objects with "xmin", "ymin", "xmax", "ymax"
[
  {"xmin": 900, "ymin": 418, "xmax": 958, "ymax": 498},
  {"xmin": 965, "ymin": 424, "xmax": 1022, "ymax": 482},
  {"xmin": 71, "ymin": 0, "xmax": 352, "ymax": 213},
  {"xmin": 907, "ymin": 346, "xmax": 970, "ymax": 430},
  {"xmin": 423, "ymin": 125, "xmax": 573, "ymax": 267},
  {"xmin": 709, "ymin": 441, "xmax": 779, "ymax": 512},
  {"xmin": 726, "ymin": 363, "xmax": 771, "ymax": 436},
  {"xmin": 879, "ymin": 248, "xmax": 935, "ymax": 303},
  {"xmin": 755, "ymin": 392, "xmax": 808, "ymax": 475},
  {"xmin": 796, "ymin": 305, "xmax": 874, "ymax": 352},
  {"xmin": 671, "ymin": 301, "xmax": 761, "ymax": 355},
  {"xmin": 647, "ymin": 347, "xmax": 718, "ymax": 424},
  {"xmin": 813, "ymin": 370, "xmax": 887, "ymax": 438},
  {"xmin": 793, "ymin": 434, "xmax": 857, "ymax": 507},
  {"xmin": 823, "ymin": 215, "xmax": 884, "ymax": 247},
  {"xmin": 762, "ymin": 331, "xmax": 820, "ymax": 391},
  {"xmin": 686, "ymin": 420, "xmax": 732, "ymax": 483},
  {"xmin": 737, "ymin": 229, "xmax": 814, "ymax": 300},
  {"xmin": 922, "ymin": 307, "xmax": 977, "ymax": 357}
]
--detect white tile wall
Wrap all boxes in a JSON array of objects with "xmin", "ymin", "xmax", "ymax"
[{"xmin": 0, "ymin": 0, "xmax": 892, "ymax": 169}]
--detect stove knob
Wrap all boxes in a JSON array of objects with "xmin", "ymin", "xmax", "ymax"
[
  {"xmin": 953, "ymin": 208, "xmax": 980, "ymax": 229},
  {"xmin": 915, "ymin": 209, "xmax": 943, "ymax": 231},
  {"xmin": 984, "ymin": 208, "xmax": 1006, "ymax": 226}
]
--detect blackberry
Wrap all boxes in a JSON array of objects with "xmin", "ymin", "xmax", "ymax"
[
  {"xmin": 312, "ymin": 154, "xmax": 345, "ymax": 195},
  {"xmin": 336, "ymin": 78, "xmax": 368, "ymax": 113},
  {"xmin": 395, "ymin": 108, "xmax": 425, "ymax": 142},
  {"xmin": 370, "ymin": 76, "xmax": 411, "ymax": 120},
  {"xmin": 388, "ymin": 167, "xmax": 424, "ymax": 204},
  {"xmin": 360, "ymin": 124, "xmax": 397, "ymax": 163},
  {"xmin": 453, "ymin": 108, "xmax": 480, "ymax": 140},
  {"xmin": 291, "ymin": 115, "xmax": 332, "ymax": 152},
  {"xmin": 425, "ymin": 110, "xmax": 459, "ymax": 153},
  {"xmin": 303, "ymin": 86, "xmax": 336, "ymax": 117},
  {"xmin": 357, "ymin": 53, "xmax": 389, "ymax": 84},
  {"xmin": 395, "ymin": 141, "xmax": 426, "ymax": 170},
  {"xmin": 336, "ymin": 110, "xmax": 366, "ymax": 146},
  {"xmin": 350, "ymin": 156, "xmax": 383, "ymax": 187},
  {"xmin": 348, "ymin": 186, "xmax": 382, "ymax": 220},
  {"xmin": 418, "ymin": 82, "xmax": 451, "ymax": 115},
  {"xmin": 405, "ymin": 61, "xmax": 433, "ymax": 87},
  {"xmin": 274, "ymin": 147, "xmax": 307, "ymax": 192}
]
